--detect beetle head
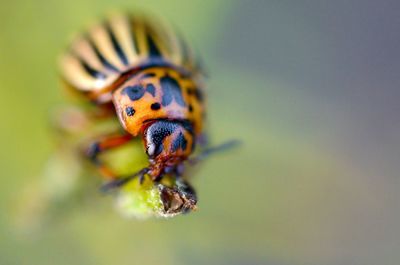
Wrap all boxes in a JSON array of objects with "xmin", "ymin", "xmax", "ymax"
[{"xmin": 143, "ymin": 120, "xmax": 195, "ymax": 164}]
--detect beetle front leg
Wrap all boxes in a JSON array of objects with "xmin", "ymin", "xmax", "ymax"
[
  {"xmin": 100, "ymin": 167, "xmax": 149, "ymax": 192},
  {"xmin": 85, "ymin": 133, "xmax": 133, "ymax": 180}
]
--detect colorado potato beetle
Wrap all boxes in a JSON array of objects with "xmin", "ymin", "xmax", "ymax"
[{"xmin": 59, "ymin": 12, "xmax": 236, "ymax": 214}]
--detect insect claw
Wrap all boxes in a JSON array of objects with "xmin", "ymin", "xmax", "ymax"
[
  {"xmin": 139, "ymin": 174, "xmax": 145, "ymax": 184},
  {"xmin": 139, "ymin": 168, "xmax": 150, "ymax": 184}
]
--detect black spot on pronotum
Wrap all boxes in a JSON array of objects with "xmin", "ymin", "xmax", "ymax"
[
  {"xmin": 122, "ymin": 85, "xmax": 145, "ymax": 101},
  {"xmin": 151, "ymin": 102, "xmax": 161, "ymax": 110},
  {"xmin": 188, "ymin": 104, "xmax": 193, "ymax": 112},
  {"xmin": 172, "ymin": 132, "xmax": 188, "ymax": 152},
  {"xmin": 160, "ymin": 75, "xmax": 186, "ymax": 107},
  {"xmin": 187, "ymin": 88, "xmax": 203, "ymax": 102},
  {"xmin": 125, "ymin": 106, "xmax": 135, "ymax": 116},
  {"xmin": 146, "ymin": 84, "xmax": 156, "ymax": 97}
]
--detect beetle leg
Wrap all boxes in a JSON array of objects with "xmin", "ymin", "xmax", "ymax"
[
  {"xmin": 196, "ymin": 133, "xmax": 209, "ymax": 148},
  {"xmin": 86, "ymin": 103, "xmax": 115, "ymax": 120},
  {"xmin": 100, "ymin": 167, "xmax": 149, "ymax": 192},
  {"xmin": 174, "ymin": 163, "xmax": 185, "ymax": 178},
  {"xmin": 188, "ymin": 139, "xmax": 241, "ymax": 165},
  {"xmin": 52, "ymin": 105, "xmax": 115, "ymax": 136},
  {"xmin": 85, "ymin": 133, "xmax": 133, "ymax": 180}
]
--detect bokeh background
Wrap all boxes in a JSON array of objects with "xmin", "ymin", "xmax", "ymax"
[{"xmin": 1, "ymin": 0, "xmax": 399, "ymax": 264}]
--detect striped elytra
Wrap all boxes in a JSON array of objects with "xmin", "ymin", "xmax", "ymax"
[{"xmin": 60, "ymin": 13, "xmax": 203, "ymax": 98}]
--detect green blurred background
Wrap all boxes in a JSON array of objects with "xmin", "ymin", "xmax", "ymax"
[{"xmin": 1, "ymin": 0, "xmax": 399, "ymax": 264}]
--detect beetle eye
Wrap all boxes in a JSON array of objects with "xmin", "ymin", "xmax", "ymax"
[
  {"xmin": 145, "ymin": 130, "xmax": 165, "ymax": 158},
  {"xmin": 146, "ymin": 143, "xmax": 156, "ymax": 157}
]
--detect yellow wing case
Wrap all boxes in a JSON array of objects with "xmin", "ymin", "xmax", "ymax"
[{"xmin": 60, "ymin": 13, "xmax": 201, "ymax": 94}]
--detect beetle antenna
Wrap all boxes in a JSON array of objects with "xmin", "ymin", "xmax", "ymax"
[{"xmin": 188, "ymin": 139, "xmax": 241, "ymax": 165}]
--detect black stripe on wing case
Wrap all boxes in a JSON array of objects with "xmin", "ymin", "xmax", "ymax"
[
  {"xmin": 86, "ymin": 34, "xmax": 119, "ymax": 73},
  {"xmin": 129, "ymin": 16, "xmax": 140, "ymax": 54},
  {"xmin": 146, "ymin": 30, "xmax": 162, "ymax": 57},
  {"xmin": 72, "ymin": 52, "xmax": 107, "ymax": 79},
  {"xmin": 178, "ymin": 35, "xmax": 189, "ymax": 65},
  {"xmin": 105, "ymin": 22, "xmax": 129, "ymax": 66}
]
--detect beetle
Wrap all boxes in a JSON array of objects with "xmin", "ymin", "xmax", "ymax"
[{"xmin": 60, "ymin": 12, "xmax": 208, "ymax": 197}]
